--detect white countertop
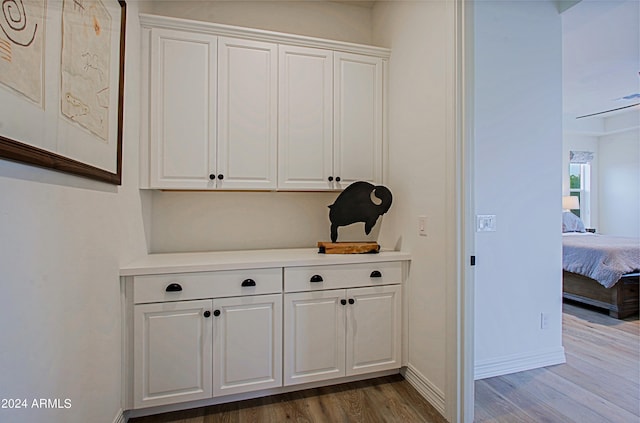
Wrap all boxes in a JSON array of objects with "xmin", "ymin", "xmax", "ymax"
[{"xmin": 120, "ymin": 248, "xmax": 411, "ymax": 276}]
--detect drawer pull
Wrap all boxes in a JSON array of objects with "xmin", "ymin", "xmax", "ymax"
[
  {"xmin": 213, "ymin": 310, "xmax": 221, "ymax": 317},
  {"xmin": 203, "ymin": 311, "xmax": 211, "ymax": 318},
  {"xmin": 349, "ymin": 298, "xmax": 355, "ymax": 305},
  {"xmin": 165, "ymin": 283, "xmax": 183, "ymax": 292},
  {"xmin": 370, "ymin": 270, "xmax": 382, "ymax": 278},
  {"xmin": 310, "ymin": 274, "xmax": 324, "ymax": 283},
  {"xmin": 241, "ymin": 279, "xmax": 256, "ymax": 287},
  {"xmin": 340, "ymin": 299, "xmax": 347, "ymax": 306}
]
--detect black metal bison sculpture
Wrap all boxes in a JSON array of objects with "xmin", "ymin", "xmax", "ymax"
[{"xmin": 328, "ymin": 181, "xmax": 393, "ymax": 242}]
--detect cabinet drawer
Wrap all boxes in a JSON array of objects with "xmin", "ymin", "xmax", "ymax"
[
  {"xmin": 134, "ymin": 268, "xmax": 282, "ymax": 304},
  {"xmin": 284, "ymin": 262, "xmax": 402, "ymax": 292}
]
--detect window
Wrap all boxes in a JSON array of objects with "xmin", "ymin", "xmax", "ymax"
[{"xmin": 568, "ymin": 159, "xmax": 591, "ymax": 227}]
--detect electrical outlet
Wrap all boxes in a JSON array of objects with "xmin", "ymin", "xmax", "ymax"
[{"xmin": 540, "ymin": 312, "xmax": 550, "ymax": 330}]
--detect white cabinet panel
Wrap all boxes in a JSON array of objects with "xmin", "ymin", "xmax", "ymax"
[
  {"xmin": 149, "ymin": 29, "xmax": 217, "ymax": 189},
  {"xmin": 346, "ymin": 285, "xmax": 401, "ymax": 376},
  {"xmin": 334, "ymin": 52, "xmax": 383, "ymax": 188},
  {"xmin": 213, "ymin": 294, "xmax": 282, "ymax": 396},
  {"xmin": 278, "ymin": 45, "xmax": 333, "ymax": 190},
  {"xmin": 134, "ymin": 300, "xmax": 213, "ymax": 408},
  {"xmin": 217, "ymin": 38, "xmax": 278, "ymax": 189},
  {"xmin": 284, "ymin": 290, "xmax": 345, "ymax": 386}
]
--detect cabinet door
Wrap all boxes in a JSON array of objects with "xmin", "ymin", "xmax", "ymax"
[
  {"xmin": 134, "ymin": 300, "xmax": 213, "ymax": 408},
  {"xmin": 346, "ymin": 285, "xmax": 401, "ymax": 376},
  {"xmin": 334, "ymin": 52, "xmax": 383, "ymax": 188},
  {"xmin": 278, "ymin": 45, "xmax": 333, "ymax": 190},
  {"xmin": 149, "ymin": 29, "xmax": 217, "ymax": 189},
  {"xmin": 284, "ymin": 290, "xmax": 346, "ymax": 386},
  {"xmin": 212, "ymin": 294, "xmax": 282, "ymax": 396},
  {"xmin": 217, "ymin": 37, "xmax": 277, "ymax": 189}
]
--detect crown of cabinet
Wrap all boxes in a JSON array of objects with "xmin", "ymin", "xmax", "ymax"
[{"xmin": 139, "ymin": 14, "xmax": 389, "ymax": 191}]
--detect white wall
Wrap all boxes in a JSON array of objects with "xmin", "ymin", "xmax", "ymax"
[
  {"xmin": 598, "ymin": 129, "xmax": 640, "ymax": 237},
  {"xmin": 373, "ymin": 0, "xmax": 455, "ymax": 416},
  {"xmin": 0, "ymin": 4, "xmax": 147, "ymax": 423},
  {"xmin": 473, "ymin": 0, "xmax": 565, "ymax": 379}
]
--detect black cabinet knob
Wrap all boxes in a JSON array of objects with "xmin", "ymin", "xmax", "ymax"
[
  {"xmin": 310, "ymin": 274, "xmax": 324, "ymax": 283},
  {"xmin": 348, "ymin": 298, "xmax": 355, "ymax": 305},
  {"xmin": 335, "ymin": 176, "xmax": 341, "ymax": 182},
  {"xmin": 370, "ymin": 270, "xmax": 382, "ymax": 278},
  {"xmin": 165, "ymin": 283, "xmax": 182, "ymax": 292},
  {"xmin": 241, "ymin": 278, "xmax": 256, "ymax": 287},
  {"xmin": 203, "ymin": 310, "xmax": 211, "ymax": 318},
  {"xmin": 217, "ymin": 174, "xmax": 224, "ymax": 180},
  {"xmin": 213, "ymin": 310, "xmax": 221, "ymax": 317},
  {"xmin": 209, "ymin": 174, "xmax": 216, "ymax": 180},
  {"xmin": 341, "ymin": 299, "xmax": 347, "ymax": 306},
  {"xmin": 328, "ymin": 176, "xmax": 334, "ymax": 182}
]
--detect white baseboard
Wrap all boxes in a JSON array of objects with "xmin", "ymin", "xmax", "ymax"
[
  {"xmin": 474, "ymin": 346, "xmax": 566, "ymax": 380},
  {"xmin": 401, "ymin": 365, "xmax": 446, "ymax": 416},
  {"xmin": 113, "ymin": 408, "xmax": 126, "ymax": 423}
]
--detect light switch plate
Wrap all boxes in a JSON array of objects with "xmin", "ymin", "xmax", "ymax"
[
  {"xmin": 418, "ymin": 216, "xmax": 427, "ymax": 236},
  {"xmin": 477, "ymin": 215, "xmax": 496, "ymax": 232}
]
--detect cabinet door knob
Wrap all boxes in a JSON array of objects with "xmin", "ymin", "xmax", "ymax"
[
  {"xmin": 341, "ymin": 299, "xmax": 347, "ymax": 306},
  {"xmin": 310, "ymin": 274, "xmax": 324, "ymax": 283},
  {"xmin": 217, "ymin": 174, "xmax": 224, "ymax": 180},
  {"xmin": 241, "ymin": 278, "xmax": 256, "ymax": 287},
  {"xmin": 370, "ymin": 270, "xmax": 382, "ymax": 278},
  {"xmin": 209, "ymin": 174, "xmax": 216, "ymax": 180},
  {"xmin": 203, "ymin": 310, "xmax": 211, "ymax": 318},
  {"xmin": 335, "ymin": 176, "xmax": 341, "ymax": 182},
  {"xmin": 213, "ymin": 310, "xmax": 221, "ymax": 317},
  {"xmin": 348, "ymin": 298, "xmax": 355, "ymax": 305},
  {"xmin": 328, "ymin": 176, "xmax": 334, "ymax": 182},
  {"xmin": 165, "ymin": 283, "xmax": 182, "ymax": 292}
]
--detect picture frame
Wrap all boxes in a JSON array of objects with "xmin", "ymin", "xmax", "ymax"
[{"xmin": 0, "ymin": 0, "xmax": 126, "ymax": 185}]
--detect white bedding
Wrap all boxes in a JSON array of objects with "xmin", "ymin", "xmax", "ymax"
[{"xmin": 562, "ymin": 232, "xmax": 640, "ymax": 288}]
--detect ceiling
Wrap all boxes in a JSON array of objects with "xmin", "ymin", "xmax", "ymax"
[{"xmin": 562, "ymin": 0, "xmax": 640, "ymax": 120}]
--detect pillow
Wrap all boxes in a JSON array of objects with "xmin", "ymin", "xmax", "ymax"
[{"xmin": 562, "ymin": 211, "xmax": 586, "ymax": 233}]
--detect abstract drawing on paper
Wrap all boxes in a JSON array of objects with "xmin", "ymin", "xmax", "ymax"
[
  {"xmin": 0, "ymin": 0, "xmax": 46, "ymax": 106},
  {"xmin": 60, "ymin": 0, "xmax": 112, "ymax": 142}
]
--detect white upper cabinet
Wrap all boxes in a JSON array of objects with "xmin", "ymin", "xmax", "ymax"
[
  {"xmin": 334, "ymin": 53, "xmax": 383, "ymax": 188},
  {"xmin": 148, "ymin": 28, "xmax": 217, "ymax": 189},
  {"xmin": 140, "ymin": 15, "xmax": 388, "ymax": 191},
  {"xmin": 217, "ymin": 38, "xmax": 278, "ymax": 190},
  {"xmin": 278, "ymin": 45, "xmax": 334, "ymax": 190}
]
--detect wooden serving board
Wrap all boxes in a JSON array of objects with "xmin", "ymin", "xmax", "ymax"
[{"xmin": 317, "ymin": 242, "xmax": 380, "ymax": 254}]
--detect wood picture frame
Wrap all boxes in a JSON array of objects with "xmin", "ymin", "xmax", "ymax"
[{"xmin": 0, "ymin": 0, "xmax": 126, "ymax": 185}]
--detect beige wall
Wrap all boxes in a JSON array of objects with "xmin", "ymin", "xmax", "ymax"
[{"xmin": 146, "ymin": 0, "xmax": 374, "ymax": 45}]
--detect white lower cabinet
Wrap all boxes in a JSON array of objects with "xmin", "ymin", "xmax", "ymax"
[
  {"xmin": 133, "ymin": 293, "xmax": 282, "ymax": 409},
  {"xmin": 125, "ymin": 255, "xmax": 407, "ymax": 412},
  {"xmin": 212, "ymin": 294, "xmax": 282, "ymax": 396},
  {"xmin": 134, "ymin": 300, "xmax": 213, "ymax": 408},
  {"xmin": 284, "ymin": 284, "xmax": 401, "ymax": 386}
]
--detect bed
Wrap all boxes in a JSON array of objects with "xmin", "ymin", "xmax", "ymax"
[{"xmin": 562, "ymin": 212, "xmax": 640, "ymax": 319}]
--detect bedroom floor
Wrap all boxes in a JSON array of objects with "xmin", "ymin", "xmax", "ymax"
[{"xmin": 475, "ymin": 301, "xmax": 639, "ymax": 423}]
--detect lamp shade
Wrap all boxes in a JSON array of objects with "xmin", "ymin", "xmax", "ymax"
[{"xmin": 562, "ymin": 196, "xmax": 579, "ymax": 210}]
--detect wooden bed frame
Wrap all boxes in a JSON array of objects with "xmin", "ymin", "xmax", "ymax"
[{"xmin": 563, "ymin": 271, "xmax": 639, "ymax": 319}]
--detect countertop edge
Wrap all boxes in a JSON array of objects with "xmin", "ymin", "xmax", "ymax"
[{"xmin": 120, "ymin": 248, "xmax": 412, "ymax": 277}]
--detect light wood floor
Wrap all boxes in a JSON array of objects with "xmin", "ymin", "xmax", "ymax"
[
  {"xmin": 475, "ymin": 301, "xmax": 639, "ymax": 423},
  {"xmin": 129, "ymin": 374, "xmax": 448, "ymax": 423},
  {"xmin": 131, "ymin": 302, "xmax": 638, "ymax": 423}
]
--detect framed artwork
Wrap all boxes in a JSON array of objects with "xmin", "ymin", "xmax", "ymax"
[{"xmin": 0, "ymin": 0, "xmax": 126, "ymax": 185}]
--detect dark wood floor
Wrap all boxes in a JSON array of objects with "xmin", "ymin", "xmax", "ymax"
[
  {"xmin": 131, "ymin": 302, "xmax": 639, "ymax": 423},
  {"xmin": 475, "ymin": 301, "xmax": 639, "ymax": 423}
]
